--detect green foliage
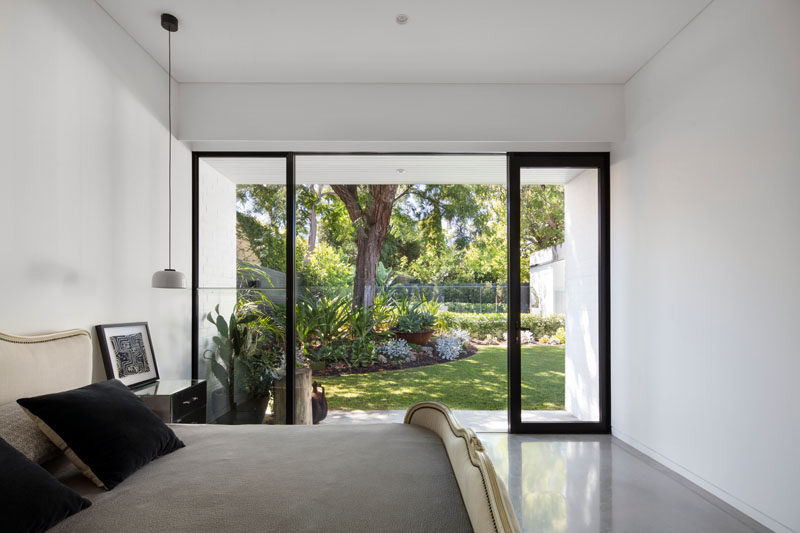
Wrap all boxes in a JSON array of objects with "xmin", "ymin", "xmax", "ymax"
[
  {"xmin": 204, "ymin": 297, "xmax": 284, "ymax": 405},
  {"xmin": 392, "ymin": 293, "xmax": 438, "ymax": 332},
  {"xmin": 417, "ymin": 295, "xmax": 441, "ymax": 317},
  {"xmin": 236, "ymin": 184, "xmax": 289, "ymax": 273},
  {"xmin": 395, "ymin": 311, "xmax": 436, "ymax": 333},
  {"xmin": 238, "ymin": 182, "xmax": 564, "ymax": 287},
  {"xmin": 380, "ymin": 211, "xmax": 423, "ymax": 272},
  {"xmin": 437, "ymin": 312, "xmax": 564, "ymax": 340},
  {"xmin": 295, "ymin": 238, "xmax": 353, "ymax": 293},
  {"xmin": 295, "ymin": 294, "xmax": 349, "ymax": 356},
  {"xmin": 375, "ymin": 262, "xmax": 398, "ymax": 296},
  {"xmin": 318, "ymin": 197, "xmax": 356, "ymax": 259},
  {"xmin": 444, "ymin": 301, "xmax": 507, "ymax": 314},
  {"xmin": 520, "ymin": 184, "xmax": 565, "ymax": 282},
  {"xmin": 406, "ymin": 240, "xmax": 461, "ymax": 283},
  {"xmin": 294, "ymin": 293, "xmax": 393, "ymax": 369}
]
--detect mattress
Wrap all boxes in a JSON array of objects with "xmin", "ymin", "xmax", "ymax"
[{"xmin": 46, "ymin": 423, "xmax": 473, "ymax": 532}]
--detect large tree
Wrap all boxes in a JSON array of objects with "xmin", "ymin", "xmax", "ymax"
[
  {"xmin": 330, "ymin": 184, "xmax": 400, "ymax": 307},
  {"xmin": 236, "ymin": 182, "xmax": 565, "ymax": 301},
  {"xmin": 330, "ymin": 184, "xmax": 495, "ymax": 307}
]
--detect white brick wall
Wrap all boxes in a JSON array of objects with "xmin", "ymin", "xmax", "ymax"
[
  {"xmin": 198, "ymin": 160, "xmax": 237, "ymax": 288},
  {"xmin": 197, "ymin": 160, "xmax": 238, "ymax": 420}
]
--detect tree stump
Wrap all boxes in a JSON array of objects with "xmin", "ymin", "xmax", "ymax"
[{"xmin": 272, "ymin": 368, "xmax": 313, "ymax": 425}]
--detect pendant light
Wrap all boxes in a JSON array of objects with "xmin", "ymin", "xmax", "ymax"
[{"xmin": 152, "ymin": 13, "xmax": 186, "ymax": 289}]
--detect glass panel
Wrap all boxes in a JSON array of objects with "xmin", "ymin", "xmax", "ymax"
[
  {"xmin": 197, "ymin": 157, "xmax": 288, "ymax": 424},
  {"xmin": 293, "ymin": 155, "xmax": 508, "ymax": 430},
  {"xmin": 520, "ymin": 168, "xmax": 600, "ymax": 423}
]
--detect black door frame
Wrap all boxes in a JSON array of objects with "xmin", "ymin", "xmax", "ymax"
[
  {"xmin": 192, "ymin": 151, "xmax": 610, "ymax": 431},
  {"xmin": 192, "ymin": 151, "xmax": 296, "ymax": 423},
  {"xmin": 507, "ymin": 152, "xmax": 610, "ymax": 433}
]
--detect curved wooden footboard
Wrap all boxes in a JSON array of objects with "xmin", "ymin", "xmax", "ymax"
[{"xmin": 405, "ymin": 402, "xmax": 520, "ymax": 533}]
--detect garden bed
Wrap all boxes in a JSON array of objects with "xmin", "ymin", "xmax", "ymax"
[{"xmin": 313, "ymin": 341, "xmax": 479, "ymax": 377}]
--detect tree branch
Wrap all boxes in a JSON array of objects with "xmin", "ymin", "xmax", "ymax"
[
  {"xmin": 393, "ymin": 184, "xmax": 414, "ymax": 203},
  {"xmin": 330, "ymin": 185, "xmax": 363, "ymax": 222}
]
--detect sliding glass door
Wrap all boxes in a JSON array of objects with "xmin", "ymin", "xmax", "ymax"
[
  {"xmin": 192, "ymin": 151, "xmax": 609, "ymax": 432},
  {"xmin": 507, "ymin": 153, "xmax": 610, "ymax": 433},
  {"xmin": 293, "ymin": 155, "xmax": 508, "ymax": 430}
]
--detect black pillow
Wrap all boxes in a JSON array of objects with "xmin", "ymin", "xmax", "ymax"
[
  {"xmin": 0, "ymin": 437, "xmax": 91, "ymax": 532},
  {"xmin": 17, "ymin": 379, "xmax": 184, "ymax": 490}
]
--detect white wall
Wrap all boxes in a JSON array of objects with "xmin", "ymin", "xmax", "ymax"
[
  {"xmin": 179, "ymin": 82, "xmax": 623, "ymax": 148},
  {"xmin": 611, "ymin": 1, "xmax": 800, "ymax": 531},
  {"xmin": 0, "ymin": 0, "xmax": 192, "ymax": 381},
  {"xmin": 564, "ymin": 169, "xmax": 599, "ymax": 421}
]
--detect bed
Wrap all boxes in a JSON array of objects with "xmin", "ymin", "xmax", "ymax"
[{"xmin": 0, "ymin": 329, "xmax": 519, "ymax": 532}]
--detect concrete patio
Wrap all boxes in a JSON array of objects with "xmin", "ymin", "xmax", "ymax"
[{"xmin": 323, "ymin": 409, "xmax": 578, "ymax": 432}]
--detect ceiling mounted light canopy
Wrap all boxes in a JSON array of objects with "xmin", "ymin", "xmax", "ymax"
[
  {"xmin": 152, "ymin": 13, "xmax": 186, "ymax": 289},
  {"xmin": 395, "ymin": 14, "xmax": 408, "ymax": 25}
]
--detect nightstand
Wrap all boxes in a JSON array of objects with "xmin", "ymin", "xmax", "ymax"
[{"xmin": 134, "ymin": 379, "xmax": 206, "ymax": 423}]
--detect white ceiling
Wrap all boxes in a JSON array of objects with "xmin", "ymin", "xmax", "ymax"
[
  {"xmin": 97, "ymin": 0, "xmax": 710, "ymax": 84},
  {"xmin": 203, "ymin": 155, "xmax": 586, "ymax": 185}
]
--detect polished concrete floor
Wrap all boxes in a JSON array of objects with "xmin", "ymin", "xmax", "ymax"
[{"xmin": 478, "ymin": 434, "xmax": 768, "ymax": 533}]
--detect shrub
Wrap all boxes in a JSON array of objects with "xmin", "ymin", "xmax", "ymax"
[
  {"xmin": 378, "ymin": 338, "xmax": 415, "ymax": 364},
  {"xmin": 295, "ymin": 239, "xmax": 353, "ymax": 292},
  {"xmin": 348, "ymin": 337, "xmax": 378, "ymax": 368},
  {"xmin": 436, "ymin": 335, "xmax": 464, "ymax": 361},
  {"xmin": 438, "ymin": 312, "xmax": 564, "ymax": 340},
  {"xmin": 449, "ymin": 329, "xmax": 471, "ymax": 346}
]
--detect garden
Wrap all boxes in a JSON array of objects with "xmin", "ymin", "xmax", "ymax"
[
  {"xmin": 204, "ymin": 278, "xmax": 565, "ymax": 415},
  {"xmin": 204, "ymin": 180, "xmax": 569, "ymax": 416}
]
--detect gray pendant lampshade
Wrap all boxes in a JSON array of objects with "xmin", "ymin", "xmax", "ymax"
[
  {"xmin": 152, "ymin": 268, "xmax": 186, "ymax": 289},
  {"xmin": 152, "ymin": 13, "xmax": 185, "ymax": 289}
]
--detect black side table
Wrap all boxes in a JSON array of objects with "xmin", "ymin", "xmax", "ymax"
[{"xmin": 134, "ymin": 379, "xmax": 206, "ymax": 423}]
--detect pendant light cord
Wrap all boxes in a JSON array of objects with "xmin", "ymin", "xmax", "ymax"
[{"xmin": 168, "ymin": 30, "xmax": 173, "ymax": 270}]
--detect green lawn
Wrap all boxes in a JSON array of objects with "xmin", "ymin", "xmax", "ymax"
[{"xmin": 317, "ymin": 345, "xmax": 564, "ymax": 411}]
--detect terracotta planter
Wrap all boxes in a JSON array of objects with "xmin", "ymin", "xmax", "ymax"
[{"xmin": 394, "ymin": 330, "xmax": 434, "ymax": 346}]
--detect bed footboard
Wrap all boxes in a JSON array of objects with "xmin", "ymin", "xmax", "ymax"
[{"xmin": 404, "ymin": 402, "xmax": 520, "ymax": 533}]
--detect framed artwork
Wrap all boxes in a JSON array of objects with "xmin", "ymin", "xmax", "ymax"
[{"xmin": 95, "ymin": 322, "xmax": 159, "ymax": 389}]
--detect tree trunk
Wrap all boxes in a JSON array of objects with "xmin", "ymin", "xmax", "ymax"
[
  {"xmin": 307, "ymin": 203, "xmax": 317, "ymax": 258},
  {"xmin": 306, "ymin": 185, "xmax": 322, "ymax": 260},
  {"xmin": 330, "ymin": 184, "xmax": 397, "ymax": 307}
]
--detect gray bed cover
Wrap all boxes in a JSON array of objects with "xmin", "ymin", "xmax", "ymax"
[{"xmin": 46, "ymin": 423, "xmax": 473, "ymax": 532}]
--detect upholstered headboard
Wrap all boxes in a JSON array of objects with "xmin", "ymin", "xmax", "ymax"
[{"xmin": 0, "ymin": 329, "xmax": 93, "ymax": 404}]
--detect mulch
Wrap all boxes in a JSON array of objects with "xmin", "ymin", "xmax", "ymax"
[{"xmin": 313, "ymin": 341, "xmax": 479, "ymax": 377}]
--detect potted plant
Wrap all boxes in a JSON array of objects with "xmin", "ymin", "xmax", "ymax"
[
  {"xmin": 393, "ymin": 310, "xmax": 436, "ymax": 345},
  {"xmin": 238, "ymin": 349, "xmax": 281, "ymax": 420},
  {"xmin": 205, "ymin": 301, "xmax": 282, "ymax": 422}
]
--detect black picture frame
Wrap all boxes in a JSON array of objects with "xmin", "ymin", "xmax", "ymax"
[{"xmin": 95, "ymin": 322, "xmax": 159, "ymax": 389}]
